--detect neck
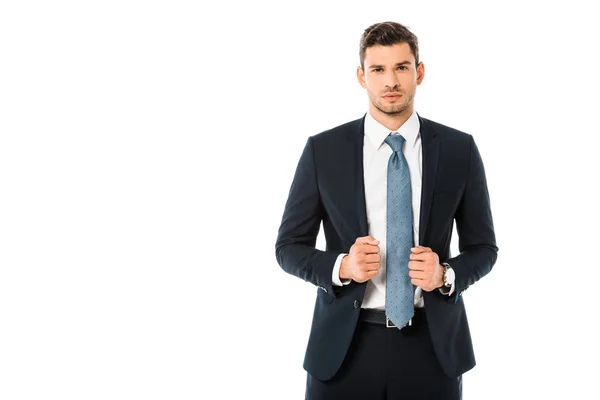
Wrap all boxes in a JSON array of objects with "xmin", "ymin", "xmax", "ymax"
[{"xmin": 369, "ymin": 104, "xmax": 414, "ymax": 132}]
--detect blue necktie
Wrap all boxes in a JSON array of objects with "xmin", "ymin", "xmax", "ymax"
[{"xmin": 385, "ymin": 134, "xmax": 414, "ymax": 328}]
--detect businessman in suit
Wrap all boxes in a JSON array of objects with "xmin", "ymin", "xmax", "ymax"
[{"xmin": 275, "ymin": 21, "xmax": 498, "ymax": 399}]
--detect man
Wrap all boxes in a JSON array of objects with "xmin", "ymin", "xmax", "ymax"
[{"xmin": 275, "ymin": 21, "xmax": 498, "ymax": 399}]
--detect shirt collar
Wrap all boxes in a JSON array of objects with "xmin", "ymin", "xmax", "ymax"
[{"xmin": 364, "ymin": 110, "xmax": 421, "ymax": 150}]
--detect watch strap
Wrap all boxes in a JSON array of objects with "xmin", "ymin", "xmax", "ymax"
[{"xmin": 442, "ymin": 262, "xmax": 452, "ymax": 287}]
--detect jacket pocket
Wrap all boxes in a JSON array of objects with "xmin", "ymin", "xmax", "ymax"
[{"xmin": 317, "ymin": 287, "xmax": 335, "ymax": 304}]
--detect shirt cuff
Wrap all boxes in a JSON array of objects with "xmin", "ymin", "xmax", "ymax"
[
  {"xmin": 332, "ymin": 253, "xmax": 351, "ymax": 286},
  {"xmin": 438, "ymin": 281, "xmax": 455, "ymax": 296}
]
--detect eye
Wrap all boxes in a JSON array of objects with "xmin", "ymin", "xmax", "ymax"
[
  {"xmin": 372, "ymin": 68, "xmax": 383, "ymax": 72},
  {"xmin": 397, "ymin": 66, "xmax": 408, "ymax": 70}
]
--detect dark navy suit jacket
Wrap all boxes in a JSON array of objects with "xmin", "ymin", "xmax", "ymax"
[{"xmin": 275, "ymin": 114, "xmax": 498, "ymax": 381}]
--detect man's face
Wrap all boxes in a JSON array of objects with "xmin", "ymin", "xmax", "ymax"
[{"xmin": 357, "ymin": 43, "xmax": 424, "ymax": 118}]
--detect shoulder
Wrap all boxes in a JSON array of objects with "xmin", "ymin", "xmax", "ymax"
[
  {"xmin": 309, "ymin": 116, "xmax": 364, "ymax": 146},
  {"xmin": 419, "ymin": 116, "xmax": 474, "ymax": 143}
]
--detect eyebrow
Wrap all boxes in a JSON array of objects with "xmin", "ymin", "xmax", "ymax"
[{"xmin": 369, "ymin": 61, "xmax": 412, "ymax": 69}]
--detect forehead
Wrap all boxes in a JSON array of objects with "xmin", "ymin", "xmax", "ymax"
[{"xmin": 363, "ymin": 43, "xmax": 415, "ymax": 66}]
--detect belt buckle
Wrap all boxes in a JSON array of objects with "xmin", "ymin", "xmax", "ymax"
[{"xmin": 386, "ymin": 316, "xmax": 412, "ymax": 328}]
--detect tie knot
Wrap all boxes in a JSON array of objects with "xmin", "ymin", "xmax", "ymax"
[{"xmin": 385, "ymin": 134, "xmax": 405, "ymax": 152}]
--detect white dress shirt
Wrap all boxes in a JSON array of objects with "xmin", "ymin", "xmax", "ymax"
[{"xmin": 332, "ymin": 111, "xmax": 453, "ymax": 309}]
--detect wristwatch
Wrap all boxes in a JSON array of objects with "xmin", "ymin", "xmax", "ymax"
[{"xmin": 442, "ymin": 262, "xmax": 455, "ymax": 288}]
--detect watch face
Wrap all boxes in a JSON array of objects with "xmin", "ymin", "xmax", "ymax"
[{"xmin": 446, "ymin": 268, "xmax": 455, "ymax": 285}]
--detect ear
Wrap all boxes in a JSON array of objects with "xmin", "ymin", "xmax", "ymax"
[
  {"xmin": 357, "ymin": 66, "xmax": 367, "ymax": 88},
  {"xmin": 416, "ymin": 62, "xmax": 425, "ymax": 85}
]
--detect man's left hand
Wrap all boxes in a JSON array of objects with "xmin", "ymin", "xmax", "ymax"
[{"xmin": 408, "ymin": 246, "xmax": 444, "ymax": 292}]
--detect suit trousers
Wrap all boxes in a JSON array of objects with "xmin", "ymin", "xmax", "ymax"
[{"xmin": 306, "ymin": 315, "xmax": 462, "ymax": 400}]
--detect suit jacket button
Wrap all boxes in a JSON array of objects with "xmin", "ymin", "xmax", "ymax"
[{"xmin": 354, "ymin": 300, "xmax": 361, "ymax": 309}]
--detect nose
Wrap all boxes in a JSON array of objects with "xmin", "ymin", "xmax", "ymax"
[{"xmin": 384, "ymin": 70, "xmax": 400, "ymax": 89}]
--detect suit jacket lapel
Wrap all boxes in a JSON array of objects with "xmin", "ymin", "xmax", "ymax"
[
  {"xmin": 330, "ymin": 116, "xmax": 369, "ymax": 247},
  {"xmin": 418, "ymin": 115, "xmax": 440, "ymax": 245},
  {"xmin": 353, "ymin": 117, "xmax": 368, "ymax": 237}
]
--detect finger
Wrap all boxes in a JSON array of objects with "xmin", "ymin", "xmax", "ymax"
[
  {"xmin": 411, "ymin": 278, "xmax": 424, "ymax": 287},
  {"xmin": 356, "ymin": 236, "xmax": 380, "ymax": 245},
  {"xmin": 365, "ymin": 262, "xmax": 380, "ymax": 271},
  {"xmin": 359, "ymin": 270, "xmax": 379, "ymax": 282},
  {"xmin": 409, "ymin": 253, "xmax": 430, "ymax": 261},
  {"xmin": 361, "ymin": 244, "xmax": 380, "ymax": 254},
  {"xmin": 411, "ymin": 246, "xmax": 432, "ymax": 254},
  {"xmin": 408, "ymin": 260, "xmax": 425, "ymax": 271},
  {"xmin": 356, "ymin": 235, "xmax": 376, "ymax": 244},
  {"xmin": 409, "ymin": 270, "xmax": 426, "ymax": 279},
  {"xmin": 367, "ymin": 270, "xmax": 379, "ymax": 281},
  {"xmin": 365, "ymin": 253, "xmax": 381, "ymax": 263}
]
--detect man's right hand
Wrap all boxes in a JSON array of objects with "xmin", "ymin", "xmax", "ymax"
[{"xmin": 339, "ymin": 236, "xmax": 381, "ymax": 283}]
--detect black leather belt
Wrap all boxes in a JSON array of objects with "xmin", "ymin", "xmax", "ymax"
[{"xmin": 359, "ymin": 308, "xmax": 426, "ymax": 328}]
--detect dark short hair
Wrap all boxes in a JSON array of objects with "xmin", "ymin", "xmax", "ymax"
[{"xmin": 359, "ymin": 21, "xmax": 420, "ymax": 69}]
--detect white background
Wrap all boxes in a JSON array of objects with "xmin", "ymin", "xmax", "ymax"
[{"xmin": 1, "ymin": 1, "xmax": 599, "ymax": 399}]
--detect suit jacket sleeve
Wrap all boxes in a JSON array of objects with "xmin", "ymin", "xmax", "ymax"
[
  {"xmin": 446, "ymin": 135, "xmax": 498, "ymax": 303},
  {"xmin": 275, "ymin": 137, "xmax": 340, "ymax": 298}
]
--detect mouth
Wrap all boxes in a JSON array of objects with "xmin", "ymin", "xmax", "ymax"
[{"xmin": 383, "ymin": 94, "xmax": 402, "ymax": 100}]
